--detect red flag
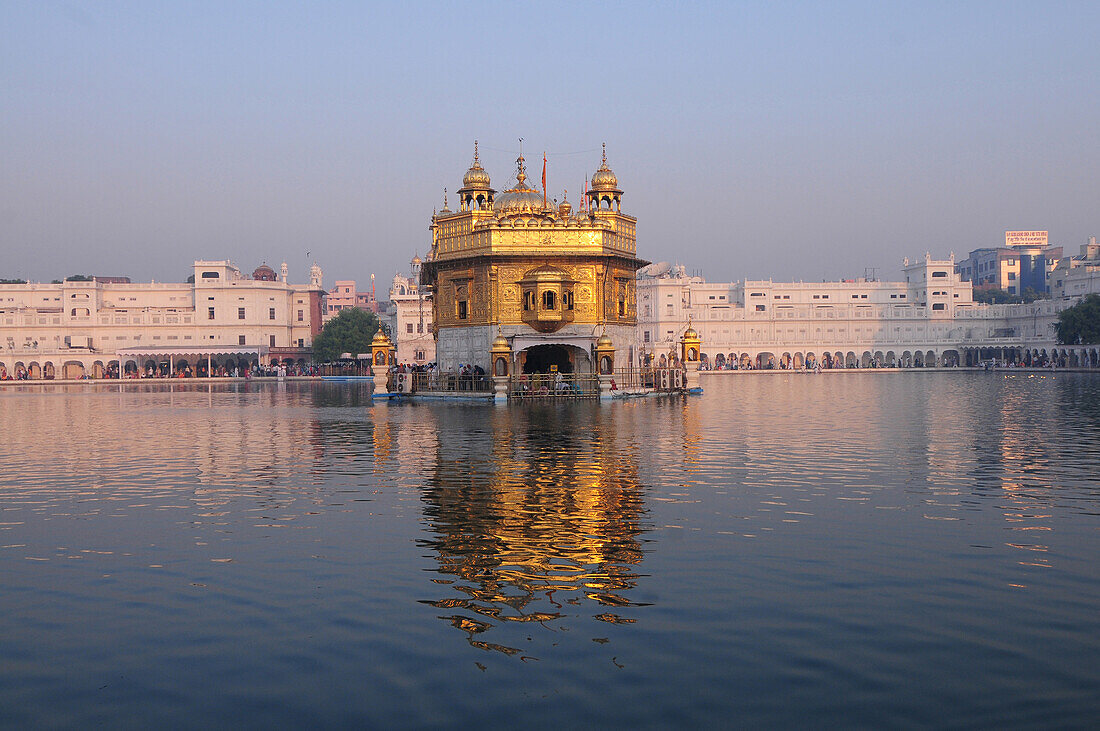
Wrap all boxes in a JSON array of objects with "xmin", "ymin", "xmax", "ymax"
[{"xmin": 542, "ymin": 153, "xmax": 547, "ymax": 208}]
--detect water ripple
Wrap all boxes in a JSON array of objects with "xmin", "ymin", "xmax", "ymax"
[{"xmin": 1, "ymin": 377, "xmax": 1099, "ymax": 726}]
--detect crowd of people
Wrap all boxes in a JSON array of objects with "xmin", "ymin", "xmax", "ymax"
[
  {"xmin": 696, "ymin": 355, "xmax": 959, "ymax": 371},
  {"xmin": 392, "ymin": 362, "xmax": 492, "ymax": 392},
  {"xmin": 1, "ymin": 366, "xmax": 30, "ymax": 380},
  {"xmin": 0, "ymin": 362, "xmax": 320, "ymax": 381}
]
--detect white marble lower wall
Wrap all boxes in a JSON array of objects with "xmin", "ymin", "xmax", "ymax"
[
  {"xmin": 434, "ymin": 324, "xmax": 639, "ymax": 374},
  {"xmin": 435, "ymin": 326, "xmax": 494, "ymax": 372}
]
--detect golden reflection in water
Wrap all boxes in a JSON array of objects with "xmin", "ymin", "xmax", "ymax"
[
  {"xmin": 369, "ymin": 404, "xmax": 395, "ymax": 471},
  {"xmin": 681, "ymin": 398, "xmax": 703, "ymax": 476},
  {"xmin": 417, "ymin": 405, "xmax": 650, "ymax": 655}
]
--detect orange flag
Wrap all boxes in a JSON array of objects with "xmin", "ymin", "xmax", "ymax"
[{"xmin": 542, "ymin": 153, "xmax": 547, "ymax": 207}]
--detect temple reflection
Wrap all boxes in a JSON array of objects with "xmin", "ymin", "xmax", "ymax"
[{"xmin": 417, "ymin": 403, "xmax": 651, "ymax": 654}]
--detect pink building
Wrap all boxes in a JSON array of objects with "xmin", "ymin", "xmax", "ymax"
[{"xmin": 325, "ymin": 277, "xmax": 380, "ymax": 321}]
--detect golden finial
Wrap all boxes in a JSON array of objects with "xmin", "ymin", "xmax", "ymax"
[
  {"xmin": 602, "ymin": 141, "xmax": 606, "ymax": 165},
  {"xmin": 443, "ymin": 188, "xmax": 448, "ymax": 208},
  {"xmin": 515, "ymin": 154, "xmax": 527, "ymax": 184},
  {"xmin": 473, "ymin": 139, "xmax": 479, "ymax": 164},
  {"xmin": 562, "ymin": 189, "xmax": 567, "ymax": 201}
]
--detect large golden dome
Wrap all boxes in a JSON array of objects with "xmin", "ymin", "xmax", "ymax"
[{"xmin": 494, "ymin": 155, "xmax": 547, "ymax": 215}]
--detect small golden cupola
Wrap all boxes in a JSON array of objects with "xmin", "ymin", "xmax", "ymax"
[
  {"xmin": 490, "ymin": 329, "xmax": 513, "ymax": 378},
  {"xmin": 681, "ymin": 322, "xmax": 701, "ymax": 363},
  {"xmin": 557, "ymin": 190, "xmax": 572, "ymax": 218},
  {"xmin": 371, "ymin": 329, "xmax": 394, "ymax": 366},
  {"xmin": 457, "ymin": 141, "xmax": 494, "ymax": 211},
  {"xmin": 587, "ymin": 142, "xmax": 623, "ymax": 212},
  {"xmin": 595, "ymin": 331, "xmax": 616, "ymax": 374}
]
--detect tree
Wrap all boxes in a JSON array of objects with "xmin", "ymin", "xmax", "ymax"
[
  {"xmin": 1021, "ymin": 286, "xmax": 1049, "ymax": 303},
  {"xmin": 65, "ymin": 274, "xmax": 95, "ymax": 281},
  {"xmin": 312, "ymin": 308, "xmax": 384, "ymax": 362},
  {"xmin": 973, "ymin": 287, "xmax": 1021, "ymax": 305},
  {"xmin": 0, "ymin": 278, "xmax": 27, "ymax": 284},
  {"xmin": 1056, "ymin": 294, "xmax": 1100, "ymax": 345}
]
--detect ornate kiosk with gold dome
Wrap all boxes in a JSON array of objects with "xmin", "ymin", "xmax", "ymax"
[{"xmin": 421, "ymin": 142, "xmax": 648, "ymax": 389}]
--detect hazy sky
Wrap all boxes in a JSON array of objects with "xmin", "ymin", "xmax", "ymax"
[{"xmin": 2, "ymin": 1, "xmax": 1098, "ymax": 289}]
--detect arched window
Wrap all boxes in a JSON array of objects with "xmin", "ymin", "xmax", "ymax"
[
  {"xmin": 455, "ymin": 284, "xmax": 469, "ymax": 320},
  {"xmin": 542, "ymin": 290, "xmax": 556, "ymax": 310}
]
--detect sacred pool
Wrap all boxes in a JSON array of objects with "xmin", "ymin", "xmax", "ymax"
[{"xmin": 1, "ymin": 373, "xmax": 1098, "ymax": 726}]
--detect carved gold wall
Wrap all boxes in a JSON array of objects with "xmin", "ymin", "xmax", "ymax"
[{"xmin": 429, "ymin": 257, "xmax": 639, "ymax": 331}]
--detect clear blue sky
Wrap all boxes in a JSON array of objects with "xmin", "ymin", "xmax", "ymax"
[{"xmin": 2, "ymin": 1, "xmax": 1098, "ymax": 288}]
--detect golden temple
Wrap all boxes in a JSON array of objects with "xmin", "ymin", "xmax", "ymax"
[{"xmin": 422, "ymin": 142, "xmax": 648, "ymax": 374}]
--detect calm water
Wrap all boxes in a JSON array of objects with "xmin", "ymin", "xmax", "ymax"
[{"xmin": 2, "ymin": 374, "xmax": 1099, "ymax": 728}]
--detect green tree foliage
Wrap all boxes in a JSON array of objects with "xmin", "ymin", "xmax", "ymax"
[
  {"xmin": 65, "ymin": 274, "xmax": 95, "ymax": 281},
  {"xmin": 1056, "ymin": 294, "xmax": 1100, "ymax": 345},
  {"xmin": 1021, "ymin": 286, "xmax": 1050, "ymax": 303},
  {"xmin": 973, "ymin": 288, "xmax": 1022, "ymax": 304},
  {"xmin": 312, "ymin": 308, "xmax": 384, "ymax": 362},
  {"xmin": 973, "ymin": 287, "xmax": 1050, "ymax": 305},
  {"xmin": 0, "ymin": 278, "xmax": 27, "ymax": 284}
]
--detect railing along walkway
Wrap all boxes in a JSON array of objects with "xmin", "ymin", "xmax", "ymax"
[
  {"xmin": 613, "ymin": 367, "xmax": 686, "ymax": 393},
  {"xmin": 396, "ymin": 372, "xmax": 492, "ymax": 394},
  {"xmin": 510, "ymin": 373, "xmax": 598, "ymax": 399}
]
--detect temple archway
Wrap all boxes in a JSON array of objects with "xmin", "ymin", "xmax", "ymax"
[{"xmin": 519, "ymin": 344, "xmax": 582, "ymax": 374}]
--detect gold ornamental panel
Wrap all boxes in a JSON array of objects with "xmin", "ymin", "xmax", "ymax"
[{"xmin": 430, "ymin": 249, "xmax": 641, "ymax": 330}]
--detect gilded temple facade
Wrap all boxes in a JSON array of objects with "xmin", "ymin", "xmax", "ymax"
[{"xmin": 421, "ymin": 143, "xmax": 647, "ymax": 373}]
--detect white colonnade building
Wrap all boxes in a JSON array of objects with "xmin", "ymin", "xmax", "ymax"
[
  {"xmin": 637, "ymin": 253, "xmax": 1100, "ymax": 370},
  {"xmin": 0, "ymin": 260, "xmax": 326, "ymax": 380}
]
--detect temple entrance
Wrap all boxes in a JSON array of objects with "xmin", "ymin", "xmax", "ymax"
[{"xmin": 521, "ymin": 344, "xmax": 573, "ymax": 374}]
